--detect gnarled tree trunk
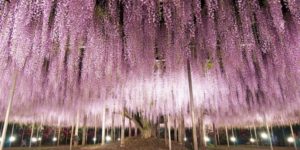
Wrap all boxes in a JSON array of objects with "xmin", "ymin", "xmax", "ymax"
[{"xmin": 124, "ymin": 109, "xmax": 158, "ymax": 139}]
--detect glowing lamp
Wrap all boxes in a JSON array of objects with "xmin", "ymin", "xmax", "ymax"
[
  {"xmin": 93, "ymin": 137, "xmax": 97, "ymax": 142},
  {"xmin": 9, "ymin": 136, "xmax": 16, "ymax": 142},
  {"xmin": 117, "ymin": 138, "xmax": 120, "ymax": 141},
  {"xmin": 250, "ymin": 138, "xmax": 255, "ymax": 143},
  {"xmin": 260, "ymin": 132, "xmax": 268, "ymax": 139},
  {"xmin": 52, "ymin": 137, "xmax": 57, "ymax": 142},
  {"xmin": 230, "ymin": 136, "xmax": 237, "ymax": 142},
  {"xmin": 184, "ymin": 137, "xmax": 187, "ymax": 142},
  {"xmin": 204, "ymin": 136, "xmax": 210, "ymax": 142},
  {"xmin": 31, "ymin": 137, "xmax": 38, "ymax": 143},
  {"xmin": 38, "ymin": 137, "xmax": 42, "ymax": 141},
  {"xmin": 287, "ymin": 137, "xmax": 295, "ymax": 143},
  {"xmin": 105, "ymin": 136, "xmax": 111, "ymax": 142}
]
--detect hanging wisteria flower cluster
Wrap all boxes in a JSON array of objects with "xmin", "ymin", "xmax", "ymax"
[{"xmin": 0, "ymin": 0, "xmax": 299, "ymax": 127}]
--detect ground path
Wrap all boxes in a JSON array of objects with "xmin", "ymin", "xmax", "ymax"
[{"xmin": 4, "ymin": 138, "xmax": 295, "ymax": 150}]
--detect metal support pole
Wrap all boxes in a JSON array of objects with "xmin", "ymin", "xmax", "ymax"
[
  {"xmin": 213, "ymin": 123, "xmax": 217, "ymax": 147},
  {"xmin": 266, "ymin": 123, "xmax": 273, "ymax": 150},
  {"xmin": 82, "ymin": 115, "xmax": 87, "ymax": 146},
  {"xmin": 0, "ymin": 72, "xmax": 17, "ymax": 150},
  {"xmin": 120, "ymin": 108, "xmax": 125, "ymax": 147},
  {"xmin": 129, "ymin": 119, "xmax": 132, "ymax": 137},
  {"xmin": 29, "ymin": 124, "xmax": 34, "ymax": 148},
  {"xmin": 135, "ymin": 127, "xmax": 138, "ymax": 137},
  {"xmin": 74, "ymin": 110, "xmax": 79, "ymax": 146},
  {"xmin": 178, "ymin": 115, "xmax": 183, "ymax": 145},
  {"xmin": 174, "ymin": 119, "xmax": 177, "ymax": 142},
  {"xmin": 9, "ymin": 123, "xmax": 15, "ymax": 147},
  {"xmin": 186, "ymin": 59, "xmax": 198, "ymax": 150},
  {"xmin": 254, "ymin": 125, "xmax": 259, "ymax": 147},
  {"xmin": 168, "ymin": 115, "xmax": 172, "ymax": 150},
  {"xmin": 165, "ymin": 116, "xmax": 168, "ymax": 146},
  {"xmin": 217, "ymin": 128, "xmax": 220, "ymax": 145},
  {"xmin": 94, "ymin": 115, "xmax": 97, "ymax": 144},
  {"xmin": 232, "ymin": 128, "xmax": 235, "ymax": 146},
  {"xmin": 225, "ymin": 126, "xmax": 229, "ymax": 148},
  {"xmin": 290, "ymin": 124, "xmax": 298, "ymax": 150},
  {"xmin": 101, "ymin": 107, "xmax": 106, "ymax": 145},
  {"xmin": 203, "ymin": 124, "xmax": 207, "ymax": 147},
  {"xmin": 57, "ymin": 126, "xmax": 61, "ymax": 146},
  {"xmin": 112, "ymin": 111, "xmax": 115, "ymax": 141},
  {"xmin": 69, "ymin": 124, "xmax": 74, "ymax": 150}
]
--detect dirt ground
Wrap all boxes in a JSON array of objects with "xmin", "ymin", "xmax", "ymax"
[
  {"xmin": 207, "ymin": 145, "xmax": 295, "ymax": 150},
  {"xmin": 82, "ymin": 138, "xmax": 187, "ymax": 150},
  {"xmin": 4, "ymin": 138, "xmax": 296, "ymax": 150},
  {"xmin": 5, "ymin": 138, "xmax": 187, "ymax": 150}
]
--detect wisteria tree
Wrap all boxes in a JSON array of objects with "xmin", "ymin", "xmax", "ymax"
[{"xmin": 0, "ymin": 0, "xmax": 299, "ymax": 148}]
